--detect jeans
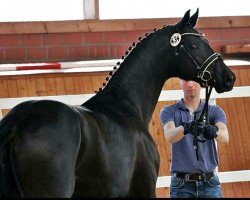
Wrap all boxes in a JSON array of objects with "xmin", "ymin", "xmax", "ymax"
[{"xmin": 170, "ymin": 174, "xmax": 222, "ymax": 198}]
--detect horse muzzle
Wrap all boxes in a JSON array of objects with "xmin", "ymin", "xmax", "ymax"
[
  {"xmin": 214, "ymin": 69, "xmax": 236, "ymax": 93},
  {"xmin": 224, "ymin": 72, "xmax": 236, "ymax": 91}
]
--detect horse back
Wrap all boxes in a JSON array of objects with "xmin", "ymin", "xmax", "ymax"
[{"xmin": 0, "ymin": 99, "xmax": 82, "ymax": 149}]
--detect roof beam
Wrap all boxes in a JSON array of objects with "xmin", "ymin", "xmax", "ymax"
[
  {"xmin": 0, "ymin": 16, "xmax": 249, "ymax": 34},
  {"xmin": 83, "ymin": 0, "xmax": 99, "ymax": 19}
]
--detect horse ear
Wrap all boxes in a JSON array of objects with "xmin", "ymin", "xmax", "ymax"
[
  {"xmin": 178, "ymin": 9, "xmax": 191, "ymax": 28},
  {"xmin": 189, "ymin": 8, "xmax": 199, "ymax": 27}
]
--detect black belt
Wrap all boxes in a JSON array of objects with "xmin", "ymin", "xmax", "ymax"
[{"xmin": 172, "ymin": 171, "xmax": 214, "ymax": 181}]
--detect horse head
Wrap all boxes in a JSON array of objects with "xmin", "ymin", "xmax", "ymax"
[{"xmin": 172, "ymin": 9, "xmax": 236, "ymax": 93}]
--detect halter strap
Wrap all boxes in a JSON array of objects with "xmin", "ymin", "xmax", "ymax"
[
  {"xmin": 170, "ymin": 31, "xmax": 221, "ymax": 86},
  {"xmin": 198, "ymin": 86, "xmax": 213, "ymax": 124},
  {"xmin": 197, "ymin": 53, "xmax": 221, "ymax": 86},
  {"xmin": 193, "ymin": 86, "xmax": 213, "ymax": 161},
  {"xmin": 179, "ymin": 45, "xmax": 220, "ymax": 87},
  {"xmin": 181, "ymin": 32, "xmax": 205, "ymax": 37}
]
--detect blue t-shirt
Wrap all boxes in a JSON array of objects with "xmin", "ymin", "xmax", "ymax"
[{"xmin": 160, "ymin": 99, "xmax": 226, "ymax": 173}]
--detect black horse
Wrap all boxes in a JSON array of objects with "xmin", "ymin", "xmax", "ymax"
[{"xmin": 0, "ymin": 9, "xmax": 235, "ymax": 198}]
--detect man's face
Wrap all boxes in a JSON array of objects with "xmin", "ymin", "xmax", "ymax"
[{"xmin": 180, "ymin": 80, "xmax": 201, "ymax": 99}]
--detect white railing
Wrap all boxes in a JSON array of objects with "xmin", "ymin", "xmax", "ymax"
[
  {"xmin": 0, "ymin": 86, "xmax": 249, "ymax": 111},
  {"xmin": 0, "ymin": 58, "xmax": 249, "ymax": 76},
  {"xmin": 156, "ymin": 170, "xmax": 250, "ymax": 188}
]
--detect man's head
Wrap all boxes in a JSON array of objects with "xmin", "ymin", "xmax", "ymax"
[{"xmin": 180, "ymin": 79, "xmax": 201, "ymax": 99}]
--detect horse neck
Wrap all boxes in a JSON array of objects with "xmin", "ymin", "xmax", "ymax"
[{"xmin": 91, "ymin": 28, "xmax": 176, "ymax": 125}]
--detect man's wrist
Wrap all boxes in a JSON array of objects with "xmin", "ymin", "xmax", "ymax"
[
  {"xmin": 213, "ymin": 125, "xmax": 219, "ymax": 138},
  {"xmin": 181, "ymin": 122, "xmax": 188, "ymax": 135},
  {"xmin": 214, "ymin": 126, "xmax": 218, "ymax": 138}
]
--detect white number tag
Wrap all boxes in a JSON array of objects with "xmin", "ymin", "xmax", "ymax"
[{"xmin": 170, "ymin": 33, "xmax": 181, "ymax": 47}]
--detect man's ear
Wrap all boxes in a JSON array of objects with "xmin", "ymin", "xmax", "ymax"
[{"xmin": 179, "ymin": 79, "xmax": 184, "ymax": 89}]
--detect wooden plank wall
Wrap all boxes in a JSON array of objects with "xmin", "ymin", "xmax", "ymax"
[{"xmin": 0, "ymin": 66, "xmax": 249, "ymax": 198}]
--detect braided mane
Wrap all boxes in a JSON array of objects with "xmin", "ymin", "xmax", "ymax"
[{"xmin": 94, "ymin": 27, "xmax": 163, "ymax": 93}]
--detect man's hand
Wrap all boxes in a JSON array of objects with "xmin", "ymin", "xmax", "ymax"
[
  {"xmin": 203, "ymin": 125, "xmax": 219, "ymax": 140},
  {"xmin": 181, "ymin": 121, "xmax": 205, "ymax": 136}
]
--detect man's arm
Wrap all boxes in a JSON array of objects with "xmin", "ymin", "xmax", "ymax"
[
  {"xmin": 215, "ymin": 122, "xmax": 229, "ymax": 143},
  {"xmin": 163, "ymin": 121, "xmax": 185, "ymax": 144}
]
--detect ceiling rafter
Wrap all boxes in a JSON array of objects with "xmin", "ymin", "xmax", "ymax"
[
  {"xmin": 0, "ymin": 16, "xmax": 249, "ymax": 34},
  {"xmin": 83, "ymin": 0, "xmax": 100, "ymax": 19}
]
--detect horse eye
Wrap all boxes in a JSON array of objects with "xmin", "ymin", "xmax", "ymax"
[{"xmin": 191, "ymin": 45, "xmax": 197, "ymax": 49}]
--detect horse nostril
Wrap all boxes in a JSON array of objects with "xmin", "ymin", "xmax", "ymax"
[{"xmin": 225, "ymin": 74, "xmax": 235, "ymax": 86}]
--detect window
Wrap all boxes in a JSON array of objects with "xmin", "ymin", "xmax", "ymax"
[
  {"xmin": 0, "ymin": 0, "xmax": 249, "ymax": 22},
  {"xmin": 99, "ymin": 0, "xmax": 250, "ymax": 19},
  {"xmin": 0, "ymin": 0, "xmax": 83, "ymax": 22}
]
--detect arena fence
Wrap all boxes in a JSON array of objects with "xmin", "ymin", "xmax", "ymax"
[
  {"xmin": 0, "ymin": 59, "xmax": 249, "ymax": 188},
  {"xmin": 0, "ymin": 86, "xmax": 249, "ymax": 188}
]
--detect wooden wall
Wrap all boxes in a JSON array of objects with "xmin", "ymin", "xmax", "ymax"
[{"xmin": 0, "ymin": 66, "xmax": 249, "ymax": 198}]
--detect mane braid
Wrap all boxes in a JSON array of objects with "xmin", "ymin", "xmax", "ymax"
[{"xmin": 95, "ymin": 27, "xmax": 162, "ymax": 93}]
